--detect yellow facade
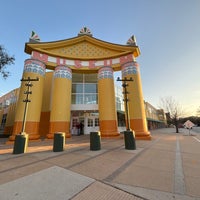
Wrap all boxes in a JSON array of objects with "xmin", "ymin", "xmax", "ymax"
[
  {"xmin": 48, "ymin": 66, "xmax": 72, "ymax": 138},
  {"xmin": 10, "ymin": 59, "xmax": 46, "ymax": 140},
  {"xmin": 98, "ymin": 67, "xmax": 119, "ymax": 137},
  {"xmin": 5, "ymin": 28, "xmax": 151, "ymax": 140},
  {"xmin": 122, "ymin": 62, "xmax": 151, "ymax": 139}
]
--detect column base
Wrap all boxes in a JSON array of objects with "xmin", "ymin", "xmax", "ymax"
[
  {"xmin": 49, "ymin": 121, "xmax": 71, "ymax": 139},
  {"xmin": 101, "ymin": 131, "xmax": 120, "ymax": 138},
  {"xmin": 100, "ymin": 120, "xmax": 120, "ymax": 137},
  {"xmin": 135, "ymin": 131, "xmax": 152, "ymax": 140}
]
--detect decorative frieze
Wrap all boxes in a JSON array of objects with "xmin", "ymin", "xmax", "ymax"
[
  {"xmin": 32, "ymin": 51, "xmax": 135, "ymax": 70},
  {"xmin": 24, "ymin": 59, "xmax": 46, "ymax": 76},
  {"xmin": 98, "ymin": 66, "xmax": 113, "ymax": 80},
  {"xmin": 122, "ymin": 61, "xmax": 139, "ymax": 76},
  {"xmin": 54, "ymin": 66, "xmax": 72, "ymax": 79}
]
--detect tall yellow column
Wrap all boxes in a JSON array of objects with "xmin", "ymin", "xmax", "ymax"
[
  {"xmin": 122, "ymin": 61, "xmax": 151, "ymax": 140},
  {"xmin": 48, "ymin": 66, "xmax": 72, "ymax": 139},
  {"xmin": 98, "ymin": 66, "xmax": 119, "ymax": 137},
  {"xmin": 10, "ymin": 59, "xmax": 46, "ymax": 140}
]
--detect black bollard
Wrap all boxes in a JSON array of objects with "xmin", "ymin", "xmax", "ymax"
[
  {"xmin": 124, "ymin": 130, "xmax": 136, "ymax": 150},
  {"xmin": 90, "ymin": 131, "xmax": 101, "ymax": 151},
  {"xmin": 53, "ymin": 132, "xmax": 65, "ymax": 152},
  {"xmin": 13, "ymin": 133, "xmax": 29, "ymax": 154}
]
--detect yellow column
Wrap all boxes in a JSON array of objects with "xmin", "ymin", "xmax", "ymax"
[
  {"xmin": 98, "ymin": 66, "xmax": 119, "ymax": 137},
  {"xmin": 122, "ymin": 61, "xmax": 151, "ymax": 140},
  {"xmin": 10, "ymin": 59, "xmax": 46, "ymax": 140},
  {"xmin": 48, "ymin": 66, "xmax": 72, "ymax": 139}
]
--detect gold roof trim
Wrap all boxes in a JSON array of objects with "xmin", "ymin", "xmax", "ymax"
[{"xmin": 25, "ymin": 35, "xmax": 140, "ymax": 60}]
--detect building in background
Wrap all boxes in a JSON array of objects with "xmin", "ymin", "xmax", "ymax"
[
  {"xmin": 145, "ymin": 101, "xmax": 167, "ymax": 130},
  {"xmin": 0, "ymin": 88, "xmax": 19, "ymax": 135}
]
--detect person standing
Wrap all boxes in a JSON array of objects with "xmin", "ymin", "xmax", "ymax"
[{"xmin": 80, "ymin": 121, "xmax": 84, "ymax": 135}]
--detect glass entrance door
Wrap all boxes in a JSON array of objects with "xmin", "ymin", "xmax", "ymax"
[{"xmin": 85, "ymin": 116, "xmax": 99, "ymax": 134}]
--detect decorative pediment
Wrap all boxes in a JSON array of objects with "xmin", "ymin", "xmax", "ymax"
[{"xmin": 25, "ymin": 35, "xmax": 140, "ymax": 60}]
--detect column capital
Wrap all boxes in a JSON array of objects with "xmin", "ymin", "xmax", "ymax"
[
  {"xmin": 121, "ymin": 61, "xmax": 139, "ymax": 77},
  {"xmin": 54, "ymin": 65, "xmax": 72, "ymax": 79},
  {"xmin": 24, "ymin": 59, "xmax": 46, "ymax": 76},
  {"xmin": 98, "ymin": 66, "xmax": 114, "ymax": 80}
]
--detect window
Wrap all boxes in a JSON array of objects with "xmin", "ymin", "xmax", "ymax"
[
  {"xmin": 71, "ymin": 73, "xmax": 98, "ymax": 105},
  {"xmin": 85, "ymin": 94, "xmax": 98, "ymax": 104},
  {"xmin": 95, "ymin": 118, "xmax": 99, "ymax": 126},
  {"xmin": 85, "ymin": 84, "xmax": 97, "ymax": 93},
  {"xmin": 71, "ymin": 94, "xmax": 83, "ymax": 104},
  {"xmin": 87, "ymin": 118, "xmax": 93, "ymax": 127},
  {"xmin": 72, "ymin": 84, "xmax": 83, "ymax": 93}
]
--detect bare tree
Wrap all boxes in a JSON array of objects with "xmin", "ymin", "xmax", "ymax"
[
  {"xmin": 0, "ymin": 45, "xmax": 15, "ymax": 79},
  {"xmin": 159, "ymin": 96, "xmax": 183, "ymax": 133}
]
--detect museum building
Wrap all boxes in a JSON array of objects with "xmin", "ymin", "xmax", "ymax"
[{"xmin": 0, "ymin": 28, "xmax": 153, "ymax": 140}]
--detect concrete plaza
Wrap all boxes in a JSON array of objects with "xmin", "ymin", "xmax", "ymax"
[{"xmin": 0, "ymin": 128, "xmax": 200, "ymax": 200}]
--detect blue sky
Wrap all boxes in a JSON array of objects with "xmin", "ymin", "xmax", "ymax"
[{"xmin": 1, "ymin": 0, "xmax": 200, "ymax": 116}]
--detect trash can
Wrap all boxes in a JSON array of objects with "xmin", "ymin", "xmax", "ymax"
[
  {"xmin": 13, "ymin": 133, "xmax": 29, "ymax": 154},
  {"xmin": 124, "ymin": 130, "xmax": 136, "ymax": 150},
  {"xmin": 53, "ymin": 132, "xmax": 65, "ymax": 152},
  {"xmin": 90, "ymin": 131, "xmax": 101, "ymax": 150}
]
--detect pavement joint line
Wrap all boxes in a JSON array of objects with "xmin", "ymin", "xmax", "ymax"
[
  {"xmin": 68, "ymin": 181, "xmax": 95, "ymax": 200},
  {"xmin": 0, "ymin": 146, "xmax": 89, "ymax": 174},
  {"xmin": 103, "ymin": 136, "xmax": 162, "ymax": 182},
  {"xmin": 0, "ymin": 139, "xmax": 124, "ymax": 174},
  {"xmin": 174, "ymin": 135, "xmax": 186, "ymax": 195},
  {"xmin": 193, "ymin": 136, "xmax": 200, "ymax": 143}
]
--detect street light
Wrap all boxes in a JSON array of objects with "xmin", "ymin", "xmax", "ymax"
[
  {"xmin": 117, "ymin": 77, "xmax": 133, "ymax": 131},
  {"xmin": 13, "ymin": 76, "xmax": 39, "ymax": 154},
  {"xmin": 21, "ymin": 77, "xmax": 39, "ymax": 133},
  {"xmin": 117, "ymin": 76, "xmax": 136, "ymax": 150}
]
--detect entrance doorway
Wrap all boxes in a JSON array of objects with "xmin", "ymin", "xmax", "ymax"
[
  {"xmin": 85, "ymin": 116, "xmax": 99, "ymax": 134},
  {"xmin": 71, "ymin": 115, "xmax": 99, "ymax": 135}
]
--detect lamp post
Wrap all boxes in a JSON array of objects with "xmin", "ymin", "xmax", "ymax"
[
  {"xmin": 117, "ymin": 76, "xmax": 136, "ymax": 150},
  {"xmin": 117, "ymin": 77, "xmax": 133, "ymax": 131},
  {"xmin": 20, "ymin": 77, "xmax": 39, "ymax": 133},
  {"xmin": 13, "ymin": 76, "xmax": 39, "ymax": 154}
]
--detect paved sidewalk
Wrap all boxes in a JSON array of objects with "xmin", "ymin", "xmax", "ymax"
[{"xmin": 0, "ymin": 128, "xmax": 200, "ymax": 200}]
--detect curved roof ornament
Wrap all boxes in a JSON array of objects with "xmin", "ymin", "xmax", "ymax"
[
  {"xmin": 78, "ymin": 27, "xmax": 93, "ymax": 36},
  {"xmin": 29, "ymin": 31, "xmax": 41, "ymax": 43},
  {"xmin": 127, "ymin": 35, "xmax": 137, "ymax": 46}
]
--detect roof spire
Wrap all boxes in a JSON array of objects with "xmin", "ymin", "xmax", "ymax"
[
  {"xmin": 29, "ymin": 31, "xmax": 41, "ymax": 43},
  {"xmin": 127, "ymin": 35, "xmax": 137, "ymax": 46},
  {"xmin": 78, "ymin": 27, "xmax": 93, "ymax": 36}
]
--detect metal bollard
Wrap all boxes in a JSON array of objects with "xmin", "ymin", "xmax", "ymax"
[
  {"xmin": 53, "ymin": 132, "xmax": 65, "ymax": 152},
  {"xmin": 124, "ymin": 130, "xmax": 136, "ymax": 150},
  {"xmin": 13, "ymin": 133, "xmax": 29, "ymax": 154},
  {"xmin": 90, "ymin": 131, "xmax": 101, "ymax": 151}
]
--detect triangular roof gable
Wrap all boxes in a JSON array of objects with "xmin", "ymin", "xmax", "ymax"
[{"xmin": 25, "ymin": 35, "xmax": 140, "ymax": 60}]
